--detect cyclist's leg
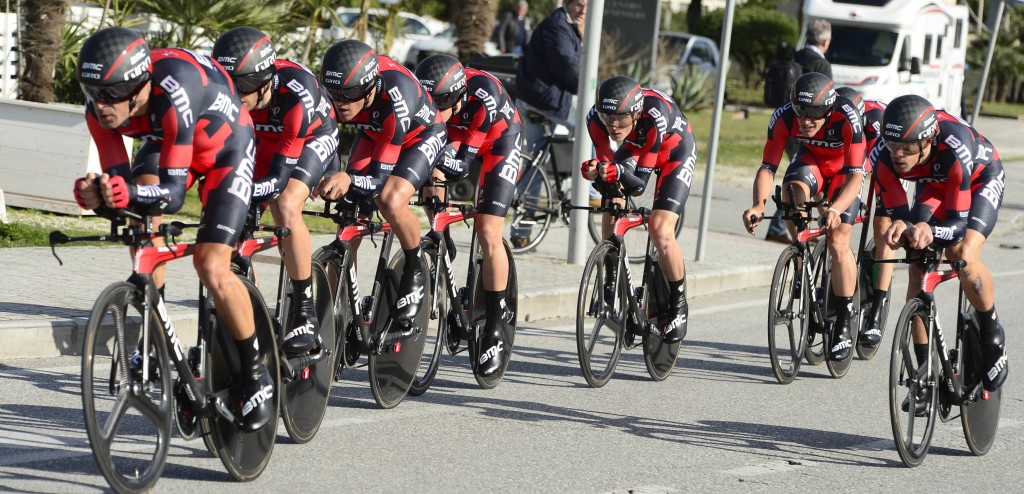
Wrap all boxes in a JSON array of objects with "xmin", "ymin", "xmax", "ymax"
[
  {"xmin": 824, "ymin": 174, "xmax": 860, "ymax": 360},
  {"xmin": 651, "ymin": 156, "xmax": 692, "ymax": 343},
  {"xmin": 475, "ymin": 133, "xmax": 521, "ymax": 375},
  {"xmin": 380, "ymin": 125, "xmax": 447, "ymax": 324},
  {"xmin": 196, "ymin": 201, "xmax": 274, "ymax": 432},
  {"xmin": 269, "ymin": 139, "xmax": 334, "ymax": 354},
  {"xmin": 945, "ymin": 168, "xmax": 1006, "ymax": 390},
  {"xmin": 780, "ymin": 151, "xmax": 822, "ymax": 239}
]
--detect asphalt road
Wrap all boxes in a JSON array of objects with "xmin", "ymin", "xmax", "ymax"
[{"xmin": 2, "ymin": 228, "xmax": 1022, "ymax": 493}]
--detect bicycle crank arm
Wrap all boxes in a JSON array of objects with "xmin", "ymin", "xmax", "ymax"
[
  {"xmin": 210, "ymin": 396, "xmax": 241, "ymax": 427},
  {"xmin": 374, "ymin": 325, "xmax": 422, "ymax": 354},
  {"xmin": 280, "ymin": 347, "xmax": 330, "ymax": 382}
]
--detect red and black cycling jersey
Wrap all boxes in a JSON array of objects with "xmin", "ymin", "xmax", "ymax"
[
  {"xmin": 343, "ymin": 55, "xmax": 447, "ymax": 197},
  {"xmin": 872, "ymin": 110, "xmax": 1004, "ymax": 245},
  {"xmin": 761, "ymin": 96, "xmax": 865, "ymax": 176},
  {"xmin": 444, "ymin": 68, "xmax": 521, "ymax": 176},
  {"xmin": 86, "ymin": 47, "xmax": 255, "ymax": 214},
  {"xmin": 249, "ymin": 59, "xmax": 339, "ymax": 199},
  {"xmin": 862, "ymin": 100, "xmax": 885, "ymax": 165},
  {"xmin": 585, "ymin": 88, "xmax": 698, "ymax": 199}
]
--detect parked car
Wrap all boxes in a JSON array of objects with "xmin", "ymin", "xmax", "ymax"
[
  {"xmin": 652, "ymin": 32, "xmax": 721, "ymax": 94},
  {"xmin": 403, "ymin": 24, "xmax": 501, "ymax": 69},
  {"xmin": 329, "ymin": 7, "xmax": 448, "ymax": 65}
]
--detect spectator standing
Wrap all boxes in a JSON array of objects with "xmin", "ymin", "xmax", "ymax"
[
  {"xmin": 794, "ymin": 19, "xmax": 832, "ymax": 78},
  {"xmin": 497, "ymin": 1, "xmax": 532, "ymax": 55}
]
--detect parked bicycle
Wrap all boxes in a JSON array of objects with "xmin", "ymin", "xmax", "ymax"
[
  {"xmin": 765, "ymin": 185, "xmax": 863, "ymax": 383},
  {"xmin": 505, "ymin": 111, "xmax": 682, "ymax": 259},
  {"xmin": 51, "ymin": 210, "xmax": 280, "ymax": 492},
  {"xmin": 308, "ymin": 200, "xmax": 428, "ymax": 409},
  {"xmin": 408, "ymin": 181, "xmax": 518, "ymax": 394},
  {"xmin": 231, "ymin": 205, "xmax": 335, "ymax": 444},
  {"xmin": 569, "ymin": 200, "xmax": 681, "ymax": 387},
  {"xmin": 883, "ymin": 248, "xmax": 1002, "ymax": 467}
]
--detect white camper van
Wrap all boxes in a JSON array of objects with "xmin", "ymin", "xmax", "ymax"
[{"xmin": 801, "ymin": 0, "xmax": 969, "ymax": 114}]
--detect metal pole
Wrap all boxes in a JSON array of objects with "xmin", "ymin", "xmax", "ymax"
[
  {"xmin": 568, "ymin": 0, "xmax": 603, "ymax": 265},
  {"xmin": 695, "ymin": 0, "xmax": 736, "ymax": 261},
  {"xmin": 971, "ymin": 0, "xmax": 1004, "ymax": 125}
]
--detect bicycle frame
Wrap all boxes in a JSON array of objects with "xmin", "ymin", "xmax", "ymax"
[
  {"xmin": 306, "ymin": 204, "xmax": 416, "ymax": 354},
  {"xmin": 897, "ymin": 254, "xmax": 988, "ymax": 406},
  {"xmin": 427, "ymin": 203, "xmax": 479, "ymax": 340}
]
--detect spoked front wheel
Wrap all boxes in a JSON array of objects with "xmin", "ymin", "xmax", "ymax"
[
  {"xmin": 767, "ymin": 246, "xmax": 808, "ymax": 384},
  {"xmin": 469, "ymin": 238, "xmax": 518, "ymax": 389},
  {"xmin": 642, "ymin": 267, "xmax": 680, "ymax": 381},
  {"xmin": 960, "ymin": 309, "xmax": 1002, "ymax": 456},
  {"xmin": 279, "ymin": 261, "xmax": 336, "ymax": 444},
  {"xmin": 202, "ymin": 274, "xmax": 281, "ymax": 481},
  {"xmin": 576, "ymin": 241, "xmax": 625, "ymax": 387},
  {"xmin": 505, "ymin": 165, "xmax": 553, "ymax": 253},
  {"xmin": 81, "ymin": 282, "xmax": 172, "ymax": 493},
  {"xmin": 889, "ymin": 298, "xmax": 939, "ymax": 467}
]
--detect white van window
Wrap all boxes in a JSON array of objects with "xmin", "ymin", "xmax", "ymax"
[
  {"xmin": 923, "ymin": 35, "xmax": 932, "ymax": 65},
  {"xmin": 955, "ymin": 19, "xmax": 964, "ymax": 48},
  {"xmin": 828, "ymin": 24, "xmax": 898, "ymax": 67}
]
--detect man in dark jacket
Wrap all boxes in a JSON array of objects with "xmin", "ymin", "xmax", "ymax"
[
  {"xmin": 794, "ymin": 19, "xmax": 832, "ymax": 78},
  {"xmin": 511, "ymin": 0, "xmax": 587, "ymax": 248},
  {"xmin": 516, "ymin": 0, "xmax": 586, "ymax": 133},
  {"xmin": 497, "ymin": 1, "xmax": 531, "ymax": 55}
]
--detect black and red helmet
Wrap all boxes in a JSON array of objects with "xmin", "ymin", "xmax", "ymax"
[
  {"xmin": 320, "ymin": 40, "xmax": 379, "ymax": 103},
  {"xmin": 882, "ymin": 94, "xmax": 938, "ymax": 142},
  {"xmin": 596, "ymin": 75, "xmax": 643, "ymax": 115},
  {"xmin": 415, "ymin": 54, "xmax": 467, "ymax": 110},
  {"xmin": 212, "ymin": 26, "xmax": 277, "ymax": 94},
  {"xmin": 835, "ymin": 86, "xmax": 864, "ymax": 116},
  {"xmin": 790, "ymin": 72, "xmax": 835, "ymax": 119},
  {"xmin": 76, "ymin": 27, "xmax": 151, "ymax": 104}
]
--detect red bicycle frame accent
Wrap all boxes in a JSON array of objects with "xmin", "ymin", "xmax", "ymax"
[
  {"xmin": 236, "ymin": 235, "xmax": 279, "ymax": 259},
  {"xmin": 431, "ymin": 210, "xmax": 475, "ymax": 233},
  {"xmin": 133, "ymin": 243, "xmax": 196, "ymax": 274},
  {"xmin": 921, "ymin": 267, "xmax": 960, "ymax": 294},
  {"xmin": 613, "ymin": 214, "xmax": 647, "ymax": 237},
  {"xmin": 339, "ymin": 221, "xmax": 392, "ymax": 242},
  {"xmin": 795, "ymin": 213, "xmax": 867, "ymax": 243}
]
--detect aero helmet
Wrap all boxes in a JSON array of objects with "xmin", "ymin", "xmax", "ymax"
[
  {"xmin": 415, "ymin": 54, "xmax": 467, "ymax": 110},
  {"xmin": 76, "ymin": 27, "xmax": 151, "ymax": 104},
  {"xmin": 596, "ymin": 75, "xmax": 643, "ymax": 115},
  {"xmin": 790, "ymin": 72, "xmax": 835, "ymax": 119},
  {"xmin": 212, "ymin": 26, "xmax": 276, "ymax": 94},
  {"xmin": 881, "ymin": 94, "xmax": 938, "ymax": 143},
  {"xmin": 320, "ymin": 40, "xmax": 379, "ymax": 103}
]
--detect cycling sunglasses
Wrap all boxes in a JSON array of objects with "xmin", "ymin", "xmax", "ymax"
[
  {"xmin": 432, "ymin": 90, "xmax": 465, "ymax": 111},
  {"xmin": 234, "ymin": 69, "xmax": 275, "ymax": 95},
  {"xmin": 792, "ymin": 104, "xmax": 832, "ymax": 120},
  {"xmin": 326, "ymin": 80, "xmax": 375, "ymax": 103},
  {"xmin": 598, "ymin": 112, "xmax": 635, "ymax": 129},
  {"xmin": 80, "ymin": 72, "xmax": 151, "ymax": 105},
  {"xmin": 883, "ymin": 138, "xmax": 928, "ymax": 155}
]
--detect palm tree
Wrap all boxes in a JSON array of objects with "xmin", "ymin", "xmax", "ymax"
[
  {"xmin": 19, "ymin": 0, "xmax": 70, "ymax": 103},
  {"xmin": 135, "ymin": 0, "xmax": 293, "ymax": 50},
  {"xmin": 453, "ymin": 0, "xmax": 496, "ymax": 63}
]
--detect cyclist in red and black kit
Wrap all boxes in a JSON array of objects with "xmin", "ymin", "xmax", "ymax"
[
  {"xmin": 836, "ymin": 86, "xmax": 895, "ymax": 347},
  {"xmin": 315, "ymin": 40, "xmax": 447, "ymax": 327},
  {"xmin": 212, "ymin": 27, "xmax": 339, "ymax": 356},
  {"xmin": 874, "ymin": 94, "xmax": 1008, "ymax": 393},
  {"xmin": 414, "ymin": 54, "xmax": 522, "ymax": 376},
  {"xmin": 742, "ymin": 72, "xmax": 865, "ymax": 361},
  {"xmin": 580, "ymin": 76, "xmax": 697, "ymax": 343},
  {"xmin": 71, "ymin": 27, "xmax": 274, "ymax": 431}
]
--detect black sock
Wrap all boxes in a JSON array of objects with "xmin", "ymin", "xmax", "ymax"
[
  {"xmin": 234, "ymin": 333, "xmax": 262, "ymax": 379},
  {"xmin": 404, "ymin": 247, "xmax": 423, "ymax": 274},
  {"xmin": 486, "ymin": 289, "xmax": 507, "ymax": 325},
  {"xmin": 977, "ymin": 307, "xmax": 998, "ymax": 334},
  {"xmin": 158, "ymin": 285, "xmax": 165, "ymax": 301},
  {"xmin": 668, "ymin": 278, "xmax": 686, "ymax": 306},
  {"xmin": 291, "ymin": 276, "xmax": 314, "ymax": 313},
  {"xmin": 836, "ymin": 295, "xmax": 854, "ymax": 322},
  {"xmin": 871, "ymin": 288, "xmax": 887, "ymax": 308},
  {"xmin": 914, "ymin": 344, "xmax": 930, "ymax": 368}
]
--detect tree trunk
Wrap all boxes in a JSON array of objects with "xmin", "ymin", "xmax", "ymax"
[
  {"xmin": 19, "ymin": 0, "xmax": 69, "ymax": 103},
  {"xmin": 453, "ymin": 0, "xmax": 497, "ymax": 63}
]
